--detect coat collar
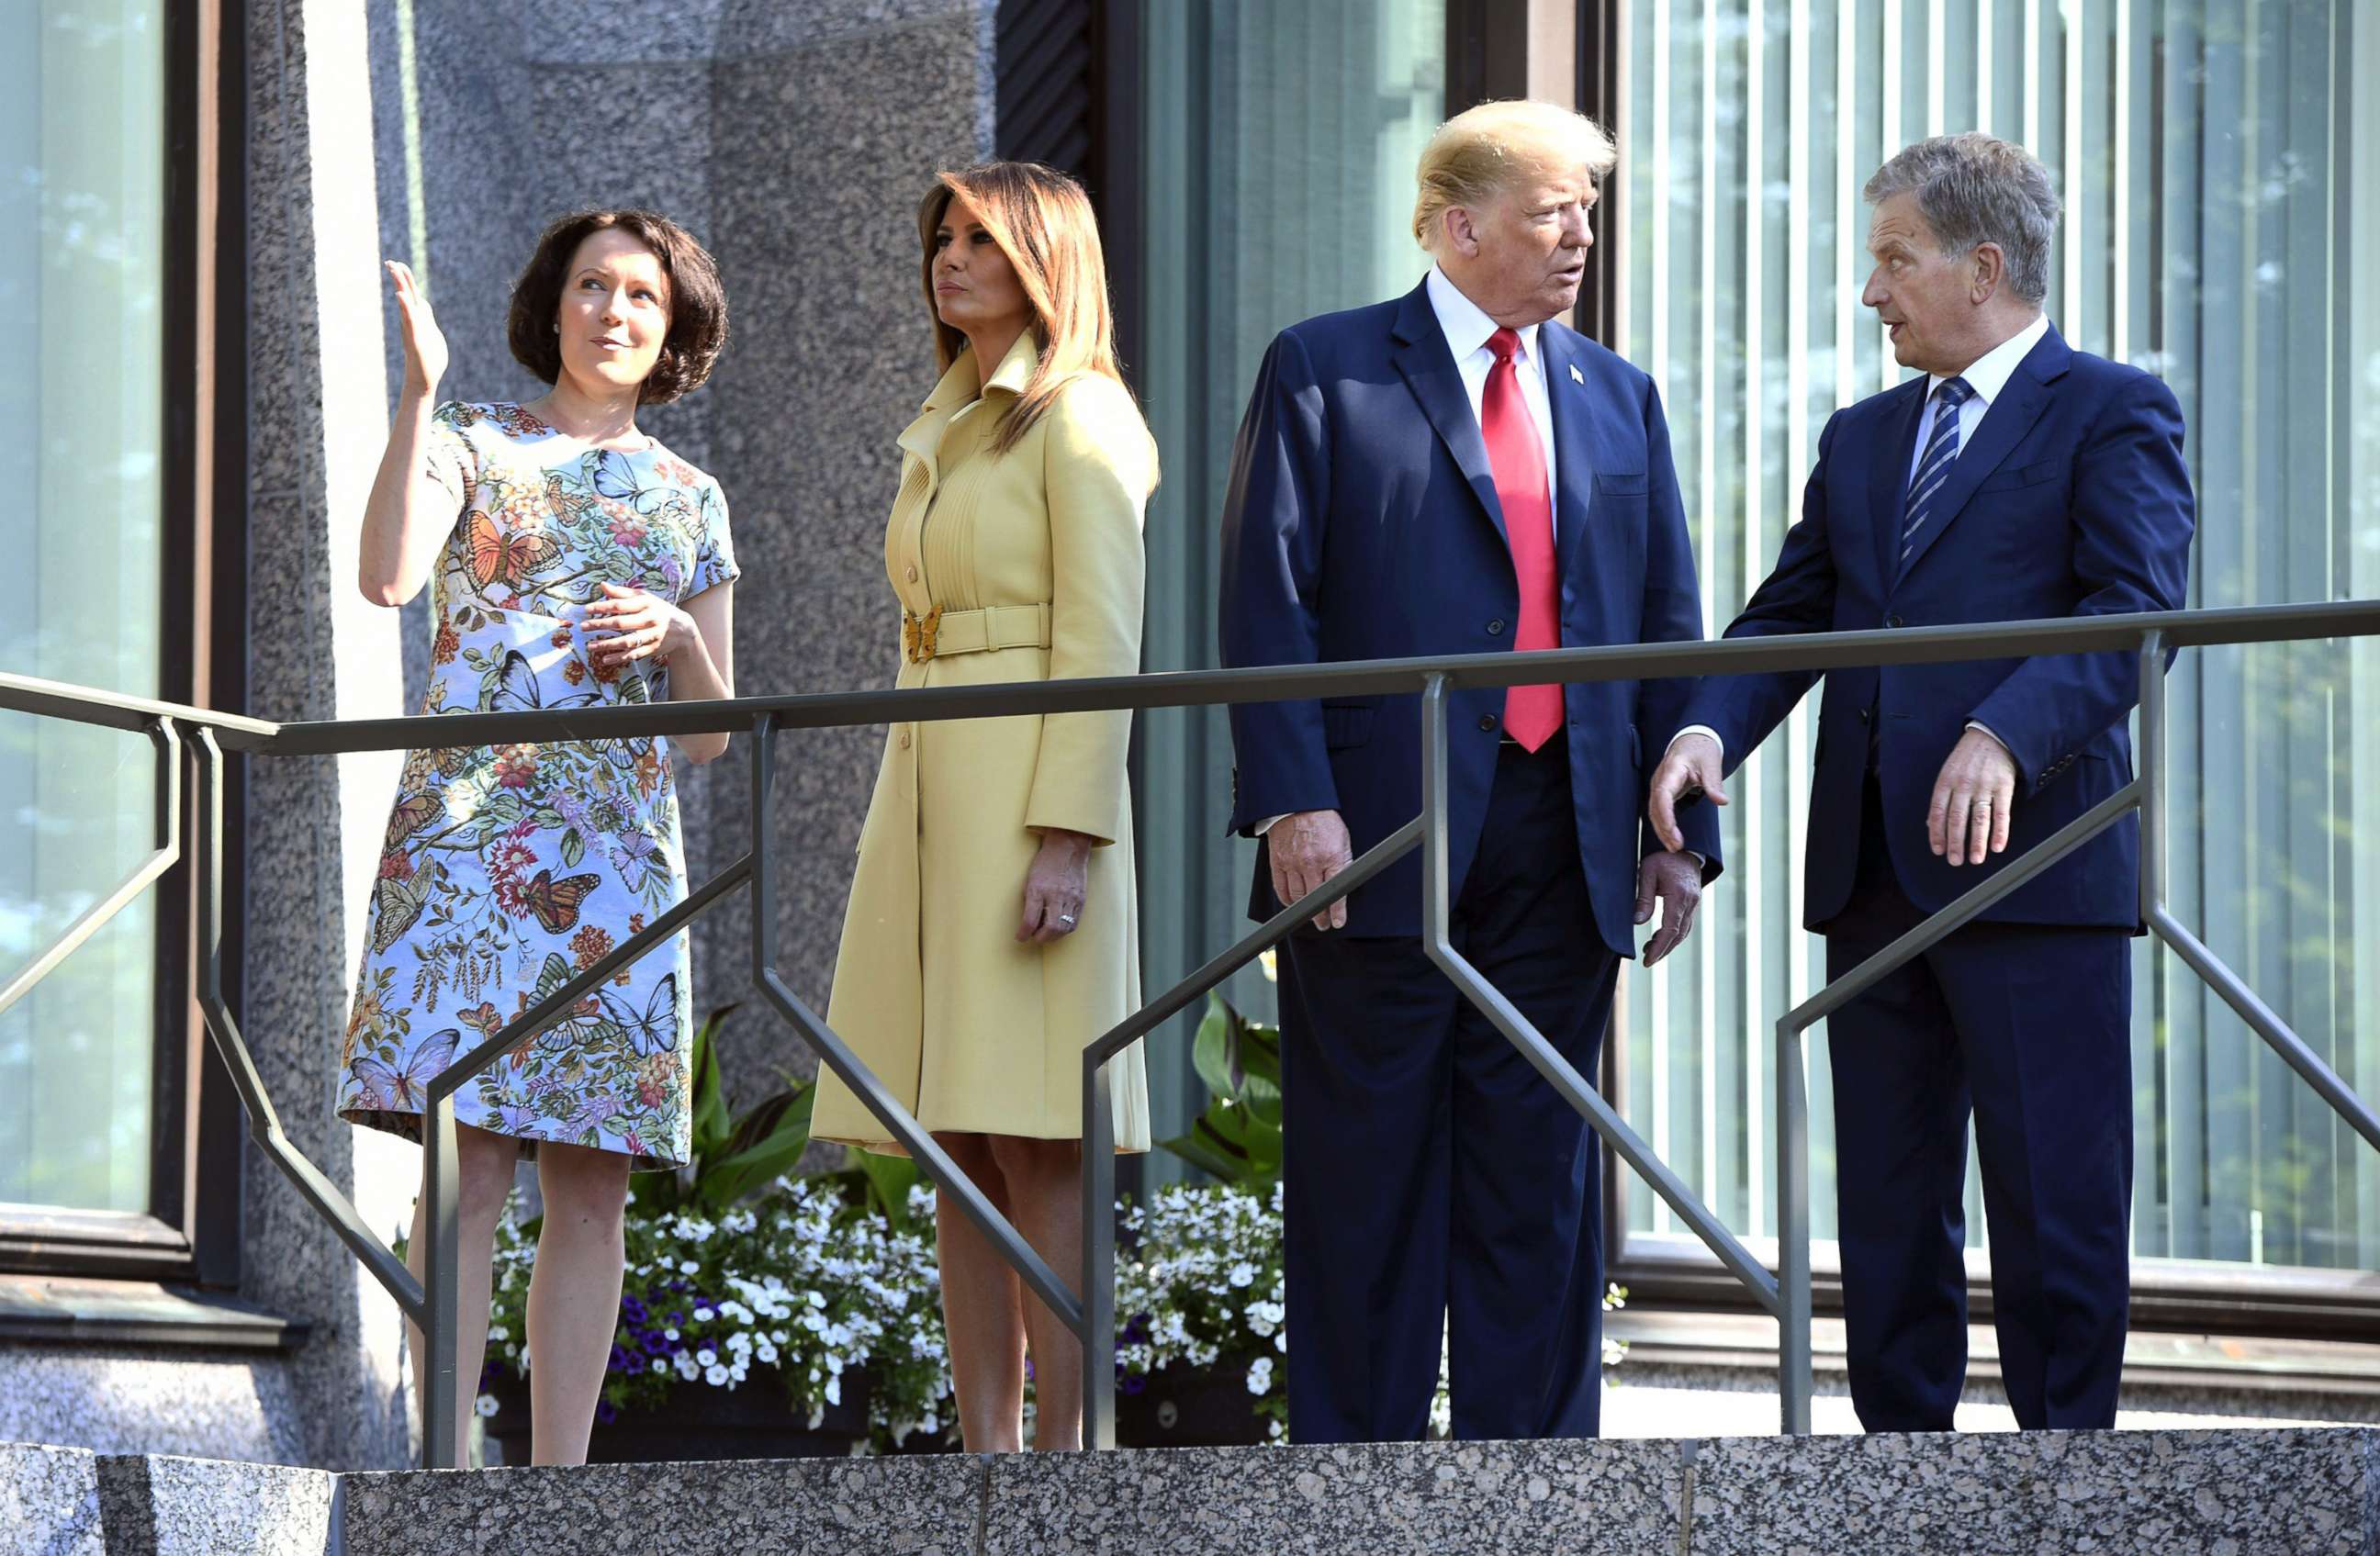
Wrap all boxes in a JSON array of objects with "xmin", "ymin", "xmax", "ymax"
[{"xmin": 899, "ymin": 333, "xmax": 1041, "ymax": 465}]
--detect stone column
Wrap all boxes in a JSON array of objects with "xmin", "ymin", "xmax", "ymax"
[{"xmin": 241, "ymin": 0, "xmax": 416, "ymax": 1471}]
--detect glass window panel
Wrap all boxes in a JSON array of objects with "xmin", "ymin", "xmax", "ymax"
[
  {"xmin": 0, "ymin": 1, "xmax": 165, "ymax": 1216},
  {"xmin": 1615, "ymin": 0, "xmax": 2378, "ymax": 1281},
  {"xmin": 1137, "ymin": 0, "xmax": 1443, "ymax": 1188}
]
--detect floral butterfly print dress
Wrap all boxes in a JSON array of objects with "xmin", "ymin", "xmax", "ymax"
[{"xmin": 338, "ymin": 401, "xmax": 738, "ymax": 1170}]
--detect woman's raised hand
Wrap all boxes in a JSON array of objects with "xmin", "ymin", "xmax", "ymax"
[{"xmin": 386, "ymin": 260, "xmax": 449, "ymax": 399}]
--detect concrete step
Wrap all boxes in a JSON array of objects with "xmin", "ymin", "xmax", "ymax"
[
  {"xmin": 8, "ymin": 1426, "xmax": 2376, "ymax": 1554},
  {"xmin": 1601, "ymin": 1310, "xmax": 2380, "ymax": 1438}
]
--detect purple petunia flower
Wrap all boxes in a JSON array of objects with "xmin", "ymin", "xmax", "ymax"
[
  {"xmin": 595, "ymin": 1400, "xmax": 618, "ymax": 1425},
  {"xmin": 1117, "ymin": 1372, "xmax": 1146, "ymax": 1396},
  {"xmin": 621, "ymin": 1295, "xmax": 649, "ymax": 1324}
]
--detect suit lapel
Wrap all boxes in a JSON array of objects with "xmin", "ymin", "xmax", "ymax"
[
  {"xmin": 1894, "ymin": 325, "xmax": 2072, "ymax": 582},
  {"xmin": 1390, "ymin": 283, "xmax": 1509, "ymax": 546},
  {"xmin": 1539, "ymin": 326, "xmax": 1596, "ymax": 583},
  {"xmin": 1870, "ymin": 377, "xmax": 1929, "ymax": 588}
]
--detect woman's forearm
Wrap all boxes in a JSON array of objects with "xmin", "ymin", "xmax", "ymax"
[
  {"xmin": 359, "ymin": 390, "xmax": 453, "ymax": 606},
  {"xmin": 662, "ymin": 602, "xmax": 734, "ymax": 764}
]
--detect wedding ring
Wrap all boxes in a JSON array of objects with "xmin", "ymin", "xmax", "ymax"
[{"xmin": 1059, "ymin": 913, "xmax": 1076, "ymax": 925}]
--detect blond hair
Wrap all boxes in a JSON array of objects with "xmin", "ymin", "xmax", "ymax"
[
  {"xmin": 916, "ymin": 162, "xmax": 1154, "ymax": 465},
  {"xmin": 1412, "ymin": 100, "xmax": 1617, "ymax": 253}
]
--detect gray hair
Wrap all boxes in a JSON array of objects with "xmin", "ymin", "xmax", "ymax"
[{"xmin": 1864, "ymin": 133, "xmax": 2060, "ymax": 305}]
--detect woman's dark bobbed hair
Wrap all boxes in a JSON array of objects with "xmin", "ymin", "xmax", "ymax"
[{"xmin": 507, "ymin": 208, "xmax": 728, "ymax": 405}]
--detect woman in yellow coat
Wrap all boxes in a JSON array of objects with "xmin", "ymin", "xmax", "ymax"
[{"xmin": 812, "ymin": 162, "xmax": 1155, "ymax": 1453}]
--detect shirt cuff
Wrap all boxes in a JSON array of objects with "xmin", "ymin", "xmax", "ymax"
[
  {"xmin": 1668, "ymin": 725, "xmax": 1724, "ymax": 767},
  {"xmin": 1254, "ymin": 813, "xmax": 1287, "ymax": 836},
  {"xmin": 1964, "ymin": 721, "xmax": 2009, "ymax": 753}
]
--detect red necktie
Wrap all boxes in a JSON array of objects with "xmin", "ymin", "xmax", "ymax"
[{"xmin": 1482, "ymin": 328, "xmax": 1561, "ymax": 751}]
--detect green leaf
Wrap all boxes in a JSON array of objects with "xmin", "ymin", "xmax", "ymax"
[
  {"xmin": 1157, "ymin": 1126, "xmax": 1247, "ymax": 1183},
  {"xmin": 1189, "ymin": 992, "xmax": 1241, "ymax": 1099},
  {"xmin": 856, "ymin": 1150, "xmax": 925, "ymax": 1230},
  {"xmin": 688, "ymin": 1006, "xmax": 735, "ymax": 1159},
  {"xmin": 558, "ymin": 828, "xmax": 585, "ymax": 868}
]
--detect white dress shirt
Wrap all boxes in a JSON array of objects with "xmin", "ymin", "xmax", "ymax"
[
  {"xmin": 1669, "ymin": 313, "xmax": 2052, "ymax": 769},
  {"xmin": 1424, "ymin": 263, "xmax": 1559, "ymax": 525}
]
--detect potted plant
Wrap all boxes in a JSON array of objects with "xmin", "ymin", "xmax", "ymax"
[{"xmin": 475, "ymin": 1008, "xmax": 961, "ymax": 1461}]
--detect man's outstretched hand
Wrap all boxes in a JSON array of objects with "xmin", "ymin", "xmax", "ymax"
[{"xmin": 1646, "ymin": 732, "xmax": 1727, "ymax": 855}]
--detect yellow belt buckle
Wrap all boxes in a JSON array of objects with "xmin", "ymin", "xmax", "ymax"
[{"xmin": 903, "ymin": 605, "xmax": 943, "ymax": 664}]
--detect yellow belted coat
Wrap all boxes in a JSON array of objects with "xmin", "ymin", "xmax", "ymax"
[{"xmin": 813, "ymin": 335, "xmax": 1154, "ymax": 1155}]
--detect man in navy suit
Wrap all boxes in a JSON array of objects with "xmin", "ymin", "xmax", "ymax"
[
  {"xmin": 1650, "ymin": 133, "xmax": 2195, "ymax": 1432},
  {"xmin": 1218, "ymin": 100, "xmax": 1720, "ymax": 1444}
]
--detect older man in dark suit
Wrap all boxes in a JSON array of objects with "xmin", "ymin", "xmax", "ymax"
[
  {"xmin": 1219, "ymin": 99, "xmax": 1718, "ymax": 1444},
  {"xmin": 1651, "ymin": 132, "xmax": 2195, "ymax": 1433}
]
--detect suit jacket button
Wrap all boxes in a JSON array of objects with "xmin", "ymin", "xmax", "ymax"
[
  {"xmin": 1886, "ymin": 612, "xmax": 1906, "ymax": 629},
  {"xmin": 1478, "ymin": 714, "xmax": 1499, "ymax": 733},
  {"xmin": 1487, "ymin": 619, "xmax": 1506, "ymax": 635},
  {"xmin": 1859, "ymin": 707, "xmax": 1872, "ymax": 723}
]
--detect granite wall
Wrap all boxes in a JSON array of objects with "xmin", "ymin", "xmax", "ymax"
[{"xmin": 365, "ymin": 0, "xmax": 998, "ymax": 1108}]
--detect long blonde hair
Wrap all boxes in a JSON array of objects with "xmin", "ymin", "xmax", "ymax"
[{"xmin": 916, "ymin": 162, "xmax": 1151, "ymax": 464}]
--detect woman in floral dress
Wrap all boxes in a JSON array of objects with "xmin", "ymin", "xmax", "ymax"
[{"xmin": 343, "ymin": 209, "xmax": 735, "ymax": 1465}]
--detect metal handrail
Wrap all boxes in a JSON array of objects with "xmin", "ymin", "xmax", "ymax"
[{"xmin": 4, "ymin": 595, "xmax": 2378, "ymax": 1461}]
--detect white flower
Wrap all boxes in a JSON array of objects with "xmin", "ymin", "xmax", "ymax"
[
  {"xmin": 1245, "ymin": 1357, "xmax": 1274, "ymax": 1394},
  {"xmin": 474, "ymin": 1394, "xmax": 499, "ymax": 1418},
  {"xmin": 650, "ymin": 1358, "xmax": 668, "ymax": 1374},
  {"xmin": 680, "ymin": 1259, "xmax": 700, "ymax": 1274},
  {"xmin": 705, "ymin": 1363, "xmax": 731, "ymax": 1386},
  {"xmin": 693, "ymin": 1306, "xmax": 715, "ymax": 1323},
  {"xmin": 1227, "ymin": 1261, "xmax": 1257, "ymax": 1289},
  {"xmin": 757, "ymin": 1342, "xmax": 779, "ymax": 1364},
  {"xmin": 825, "ymin": 1374, "xmax": 842, "ymax": 1406},
  {"xmin": 675, "ymin": 1352, "xmax": 700, "ymax": 1381},
  {"xmin": 664, "ymin": 1327, "xmax": 680, "ymax": 1341},
  {"xmin": 486, "ymin": 1325, "xmax": 509, "ymax": 1343},
  {"xmin": 696, "ymin": 1348, "xmax": 718, "ymax": 1368}
]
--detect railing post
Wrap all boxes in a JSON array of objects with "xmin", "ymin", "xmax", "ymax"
[
  {"xmin": 1082, "ymin": 1053, "xmax": 1117, "ymax": 1449},
  {"xmin": 1777, "ymin": 1013, "xmax": 1813, "ymax": 1434},
  {"xmin": 421, "ymin": 1091, "xmax": 462, "ymax": 1469},
  {"xmin": 1420, "ymin": 675, "xmax": 1452, "ymax": 938},
  {"xmin": 2138, "ymin": 630, "xmax": 2167, "ymax": 912}
]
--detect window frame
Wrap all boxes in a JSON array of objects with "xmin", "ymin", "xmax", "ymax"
[{"xmin": 0, "ymin": 0, "xmax": 247, "ymax": 1288}]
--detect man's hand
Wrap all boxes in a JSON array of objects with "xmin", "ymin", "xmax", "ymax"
[
  {"xmin": 1633, "ymin": 850, "xmax": 1704, "ymax": 968},
  {"xmin": 1928, "ymin": 729, "xmax": 2018, "ymax": 867},
  {"xmin": 1269, "ymin": 810, "xmax": 1354, "ymax": 931},
  {"xmin": 1646, "ymin": 733, "xmax": 1728, "ymax": 854}
]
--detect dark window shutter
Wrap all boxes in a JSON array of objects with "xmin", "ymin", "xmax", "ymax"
[{"xmin": 995, "ymin": 0, "xmax": 1098, "ymax": 176}]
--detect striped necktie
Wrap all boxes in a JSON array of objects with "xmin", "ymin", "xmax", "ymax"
[{"xmin": 1899, "ymin": 375, "xmax": 1974, "ymax": 578}]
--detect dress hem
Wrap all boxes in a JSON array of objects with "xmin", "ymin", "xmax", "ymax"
[{"xmin": 338, "ymin": 1105, "xmax": 685, "ymax": 1174}]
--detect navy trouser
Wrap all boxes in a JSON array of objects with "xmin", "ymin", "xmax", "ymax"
[
  {"xmin": 1278, "ymin": 735, "xmax": 1620, "ymax": 1444},
  {"xmin": 1824, "ymin": 782, "xmax": 2133, "ymax": 1431}
]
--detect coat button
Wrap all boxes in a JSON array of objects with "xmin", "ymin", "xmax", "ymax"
[
  {"xmin": 1886, "ymin": 612, "xmax": 1906, "ymax": 628},
  {"xmin": 905, "ymin": 565, "xmax": 919, "ymax": 583},
  {"xmin": 1487, "ymin": 619, "xmax": 1506, "ymax": 636},
  {"xmin": 897, "ymin": 730, "xmax": 912, "ymax": 750},
  {"xmin": 1478, "ymin": 714, "xmax": 1499, "ymax": 733},
  {"xmin": 1859, "ymin": 707, "xmax": 1872, "ymax": 723}
]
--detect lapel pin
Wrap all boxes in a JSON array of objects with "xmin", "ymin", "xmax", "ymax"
[{"xmin": 1568, "ymin": 364, "xmax": 1584, "ymax": 385}]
